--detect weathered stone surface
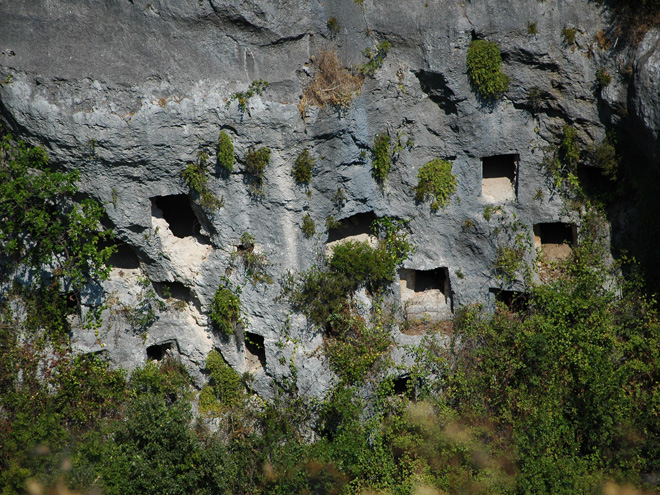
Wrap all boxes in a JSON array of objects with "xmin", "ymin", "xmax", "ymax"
[{"xmin": 1, "ymin": 0, "xmax": 656, "ymax": 398}]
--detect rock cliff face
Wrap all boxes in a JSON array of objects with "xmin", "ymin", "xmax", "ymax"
[{"xmin": 1, "ymin": 0, "xmax": 658, "ymax": 397}]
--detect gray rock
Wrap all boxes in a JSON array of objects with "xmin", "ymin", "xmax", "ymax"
[{"xmin": 0, "ymin": 0, "xmax": 654, "ymax": 399}]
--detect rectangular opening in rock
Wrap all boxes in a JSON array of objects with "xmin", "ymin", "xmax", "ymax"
[
  {"xmin": 533, "ymin": 222, "xmax": 576, "ymax": 260},
  {"xmin": 146, "ymin": 340, "xmax": 177, "ymax": 361},
  {"xmin": 490, "ymin": 288, "xmax": 528, "ymax": 312},
  {"xmin": 107, "ymin": 242, "xmax": 141, "ymax": 269},
  {"xmin": 151, "ymin": 194, "xmax": 200, "ymax": 238},
  {"xmin": 153, "ymin": 281, "xmax": 191, "ymax": 301},
  {"xmin": 326, "ymin": 212, "xmax": 378, "ymax": 254},
  {"xmin": 245, "ymin": 332, "xmax": 266, "ymax": 371},
  {"xmin": 399, "ymin": 267, "xmax": 452, "ymax": 321},
  {"xmin": 481, "ymin": 154, "xmax": 518, "ymax": 202},
  {"xmin": 326, "ymin": 211, "xmax": 377, "ymax": 242}
]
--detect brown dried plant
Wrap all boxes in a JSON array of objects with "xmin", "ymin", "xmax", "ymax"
[{"xmin": 299, "ymin": 49, "xmax": 363, "ymax": 119}]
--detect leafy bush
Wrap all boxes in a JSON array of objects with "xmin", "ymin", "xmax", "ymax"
[
  {"xmin": 372, "ymin": 133, "xmax": 391, "ymax": 183},
  {"xmin": 466, "ymin": 40, "xmax": 510, "ymax": 100},
  {"xmin": 414, "ymin": 158, "xmax": 457, "ymax": 210},
  {"xmin": 199, "ymin": 350, "xmax": 243, "ymax": 413},
  {"xmin": 209, "ymin": 281, "xmax": 241, "ymax": 335},
  {"xmin": 293, "ymin": 149, "xmax": 314, "ymax": 185},
  {"xmin": 216, "ymin": 131, "xmax": 235, "ymax": 172},
  {"xmin": 301, "ymin": 213, "xmax": 315, "ymax": 238},
  {"xmin": 0, "ymin": 133, "xmax": 114, "ymax": 299}
]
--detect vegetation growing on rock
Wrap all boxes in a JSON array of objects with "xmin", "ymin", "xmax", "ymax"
[
  {"xmin": 413, "ymin": 158, "xmax": 457, "ymax": 210},
  {"xmin": 216, "ymin": 131, "xmax": 235, "ymax": 172},
  {"xmin": 466, "ymin": 40, "xmax": 510, "ymax": 100},
  {"xmin": 209, "ymin": 280, "xmax": 241, "ymax": 335},
  {"xmin": 372, "ymin": 133, "xmax": 391, "ymax": 183},
  {"xmin": 293, "ymin": 149, "xmax": 314, "ymax": 185}
]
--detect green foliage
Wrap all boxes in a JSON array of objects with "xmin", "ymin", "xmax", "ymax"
[
  {"xmin": 596, "ymin": 67, "xmax": 612, "ymax": 86},
  {"xmin": 216, "ymin": 131, "xmax": 235, "ymax": 172},
  {"xmin": 245, "ymin": 146, "xmax": 271, "ymax": 194},
  {"xmin": 325, "ymin": 215, "xmax": 340, "ymax": 230},
  {"xmin": 527, "ymin": 87, "xmax": 549, "ymax": 114},
  {"xmin": 562, "ymin": 26, "xmax": 578, "ymax": 46},
  {"xmin": 327, "ymin": 16, "xmax": 340, "ymax": 34},
  {"xmin": 120, "ymin": 273, "xmax": 166, "ymax": 336},
  {"xmin": 301, "ymin": 213, "xmax": 316, "ymax": 238},
  {"xmin": 544, "ymin": 124, "xmax": 582, "ymax": 191},
  {"xmin": 448, "ymin": 239, "xmax": 660, "ymax": 493},
  {"xmin": 181, "ymin": 150, "xmax": 223, "ymax": 210},
  {"xmin": 293, "ymin": 149, "xmax": 315, "ymax": 185},
  {"xmin": 494, "ymin": 245, "xmax": 525, "ymax": 281},
  {"xmin": 232, "ymin": 232, "xmax": 273, "ymax": 285},
  {"xmin": 591, "ymin": 133, "xmax": 619, "ymax": 180},
  {"xmin": 372, "ymin": 133, "xmax": 391, "ymax": 183},
  {"xmin": 413, "ymin": 158, "xmax": 457, "ymax": 210},
  {"xmin": 0, "ymin": 133, "xmax": 114, "ymax": 301},
  {"xmin": 199, "ymin": 350, "xmax": 244, "ymax": 413},
  {"xmin": 466, "ymin": 40, "xmax": 510, "ymax": 100},
  {"xmin": 226, "ymin": 79, "xmax": 269, "ymax": 114},
  {"xmin": 360, "ymin": 40, "xmax": 392, "ymax": 76},
  {"xmin": 527, "ymin": 21, "xmax": 538, "ymax": 35},
  {"xmin": 209, "ymin": 280, "xmax": 241, "ymax": 336}
]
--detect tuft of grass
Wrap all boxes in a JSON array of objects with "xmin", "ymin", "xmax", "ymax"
[{"xmin": 300, "ymin": 50, "xmax": 363, "ymax": 117}]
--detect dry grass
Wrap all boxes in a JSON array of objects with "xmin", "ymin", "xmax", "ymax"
[{"xmin": 299, "ymin": 49, "xmax": 363, "ymax": 119}]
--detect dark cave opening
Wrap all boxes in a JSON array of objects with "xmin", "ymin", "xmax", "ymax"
[
  {"xmin": 326, "ymin": 212, "xmax": 377, "ymax": 243},
  {"xmin": 151, "ymin": 194, "xmax": 201, "ymax": 238}
]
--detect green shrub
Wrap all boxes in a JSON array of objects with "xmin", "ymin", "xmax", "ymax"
[
  {"xmin": 360, "ymin": 40, "xmax": 391, "ymax": 76},
  {"xmin": 217, "ymin": 131, "xmax": 235, "ymax": 172},
  {"xmin": 591, "ymin": 133, "xmax": 619, "ymax": 181},
  {"xmin": 245, "ymin": 146, "xmax": 270, "ymax": 193},
  {"xmin": 0, "ymin": 133, "xmax": 114, "ymax": 299},
  {"xmin": 233, "ymin": 232, "xmax": 273, "ymax": 285},
  {"xmin": 327, "ymin": 16, "xmax": 340, "ymax": 34},
  {"xmin": 181, "ymin": 151, "xmax": 223, "ymax": 210},
  {"xmin": 414, "ymin": 158, "xmax": 457, "ymax": 210},
  {"xmin": 559, "ymin": 124, "xmax": 580, "ymax": 171},
  {"xmin": 372, "ymin": 133, "xmax": 391, "ymax": 183},
  {"xmin": 596, "ymin": 67, "xmax": 612, "ymax": 86},
  {"xmin": 301, "ymin": 213, "xmax": 316, "ymax": 238},
  {"xmin": 199, "ymin": 350, "xmax": 243, "ymax": 413},
  {"xmin": 226, "ymin": 79, "xmax": 269, "ymax": 114},
  {"xmin": 209, "ymin": 281, "xmax": 241, "ymax": 335},
  {"xmin": 527, "ymin": 21, "xmax": 538, "ymax": 35},
  {"xmin": 466, "ymin": 40, "xmax": 510, "ymax": 100},
  {"xmin": 562, "ymin": 26, "xmax": 578, "ymax": 46},
  {"xmin": 293, "ymin": 149, "xmax": 315, "ymax": 185}
]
